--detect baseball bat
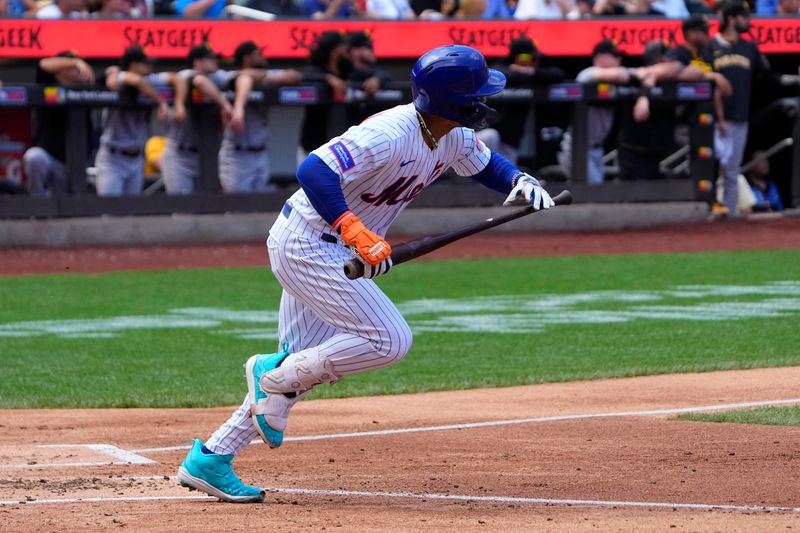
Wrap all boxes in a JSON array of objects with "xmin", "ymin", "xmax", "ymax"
[{"xmin": 343, "ymin": 189, "xmax": 573, "ymax": 280}]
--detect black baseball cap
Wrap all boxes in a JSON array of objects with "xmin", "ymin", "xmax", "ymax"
[
  {"xmin": 315, "ymin": 31, "xmax": 345, "ymax": 53},
  {"xmin": 346, "ymin": 31, "xmax": 373, "ymax": 49},
  {"xmin": 234, "ymin": 40, "xmax": 260, "ymax": 67},
  {"xmin": 188, "ymin": 42, "xmax": 219, "ymax": 63},
  {"xmin": 720, "ymin": 1, "xmax": 750, "ymax": 18},
  {"xmin": 682, "ymin": 14, "xmax": 710, "ymax": 33},
  {"xmin": 592, "ymin": 39, "xmax": 622, "ymax": 58},
  {"xmin": 120, "ymin": 45, "xmax": 151, "ymax": 69},
  {"xmin": 56, "ymin": 49, "xmax": 80, "ymax": 59},
  {"xmin": 509, "ymin": 36, "xmax": 540, "ymax": 59}
]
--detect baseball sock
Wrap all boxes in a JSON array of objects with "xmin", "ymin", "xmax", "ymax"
[{"xmin": 204, "ymin": 394, "xmax": 258, "ymax": 456}]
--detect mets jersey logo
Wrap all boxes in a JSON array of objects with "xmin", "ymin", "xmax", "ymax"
[{"xmin": 360, "ymin": 161, "xmax": 445, "ymax": 207}]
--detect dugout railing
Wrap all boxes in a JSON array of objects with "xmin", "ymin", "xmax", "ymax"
[{"xmin": 2, "ymin": 80, "xmax": 797, "ymax": 219}]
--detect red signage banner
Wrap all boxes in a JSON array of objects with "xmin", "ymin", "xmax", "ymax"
[{"xmin": 0, "ymin": 19, "xmax": 799, "ymax": 59}]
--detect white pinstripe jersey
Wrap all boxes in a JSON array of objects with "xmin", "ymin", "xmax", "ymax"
[{"xmin": 288, "ymin": 103, "xmax": 492, "ymax": 237}]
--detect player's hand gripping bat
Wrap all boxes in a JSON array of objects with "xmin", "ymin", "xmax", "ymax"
[{"xmin": 343, "ymin": 190, "xmax": 573, "ymax": 280}]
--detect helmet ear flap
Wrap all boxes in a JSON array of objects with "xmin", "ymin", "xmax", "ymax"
[{"xmin": 414, "ymin": 88, "xmax": 432, "ymax": 114}]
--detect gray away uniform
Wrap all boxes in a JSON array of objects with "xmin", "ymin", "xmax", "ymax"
[
  {"xmin": 558, "ymin": 67, "xmax": 614, "ymax": 185},
  {"xmin": 95, "ymin": 72, "xmax": 168, "ymax": 196},
  {"xmin": 162, "ymin": 69, "xmax": 233, "ymax": 194},
  {"xmin": 218, "ymin": 69, "xmax": 288, "ymax": 193}
]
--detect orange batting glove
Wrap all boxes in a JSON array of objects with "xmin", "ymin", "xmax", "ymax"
[{"xmin": 335, "ymin": 211, "xmax": 392, "ymax": 267}]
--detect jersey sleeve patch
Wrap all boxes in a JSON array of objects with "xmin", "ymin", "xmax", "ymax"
[{"xmin": 329, "ymin": 141, "xmax": 356, "ymax": 172}]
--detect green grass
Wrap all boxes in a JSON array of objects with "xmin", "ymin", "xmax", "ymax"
[
  {"xmin": 1, "ymin": 249, "xmax": 799, "ymax": 408},
  {"xmin": 677, "ymin": 406, "xmax": 800, "ymax": 426}
]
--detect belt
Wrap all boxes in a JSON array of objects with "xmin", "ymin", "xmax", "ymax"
[
  {"xmin": 234, "ymin": 144, "xmax": 267, "ymax": 152},
  {"xmin": 106, "ymin": 146, "xmax": 142, "ymax": 157},
  {"xmin": 176, "ymin": 143, "xmax": 198, "ymax": 153},
  {"xmin": 281, "ymin": 202, "xmax": 338, "ymax": 244}
]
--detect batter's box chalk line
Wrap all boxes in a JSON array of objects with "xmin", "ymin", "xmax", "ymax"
[
  {"xmin": 0, "ymin": 444, "xmax": 155, "ymax": 469},
  {"xmin": 2, "ymin": 485, "xmax": 799, "ymax": 513}
]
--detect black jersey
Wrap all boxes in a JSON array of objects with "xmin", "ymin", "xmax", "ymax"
[
  {"xmin": 671, "ymin": 44, "xmax": 713, "ymax": 73},
  {"xmin": 711, "ymin": 35, "xmax": 770, "ymax": 122}
]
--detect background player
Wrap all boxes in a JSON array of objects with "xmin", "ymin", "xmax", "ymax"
[
  {"xmin": 477, "ymin": 36, "xmax": 565, "ymax": 166},
  {"xmin": 345, "ymin": 31, "xmax": 395, "ymax": 127},
  {"xmin": 23, "ymin": 51, "xmax": 94, "ymax": 197},
  {"xmin": 161, "ymin": 43, "xmax": 234, "ymax": 195},
  {"xmin": 96, "ymin": 46, "xmax": 187, "ymax": 196},
  {"xmin": 218, "ymin": 41, "xmax": 302, "ymax": 193},
  {"xmin": 178, "ymin": 45, "xmax": 554, "ymax": 503},
  {"xmin": 298, "ymin": 31, "xmax": 352, "ymax": 163},
  {"xmin": 712, "ymin": 1, "xmax": 800, "ymax": 216}
]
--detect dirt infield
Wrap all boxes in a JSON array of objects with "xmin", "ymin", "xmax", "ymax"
[
  {"xmin": 2, "ymin": 217, "xmax": 800, "ymax": 531},
  {"xmin": 2, "ymin": 368, "xmax": 800, "ymax": 531}
]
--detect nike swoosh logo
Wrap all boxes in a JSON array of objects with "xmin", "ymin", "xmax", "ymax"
[{"xmin": 400, "ymin": 160, "xmax": 416, "ymax": 167}]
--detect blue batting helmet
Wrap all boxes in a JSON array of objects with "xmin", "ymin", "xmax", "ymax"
[{"xmin": 411, "ymin": 45, "xmax": 506, "ymax": 129}]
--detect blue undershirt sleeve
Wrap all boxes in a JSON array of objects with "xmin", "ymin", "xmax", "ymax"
[
  {"xmin": 296, "ymin": 154, "xmax": 351, "ymax": 226},
  {"xmin": 471, "ymin": 151, "xmax": 522, "ymax": 195}
]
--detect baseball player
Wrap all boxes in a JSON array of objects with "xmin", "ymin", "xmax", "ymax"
[
  {"xmin": 96, "ymin": 46, "xmax": 187, "ymax": 196},
  {"xmin": 161, "ymin": 43, "xmax": 234, "ymax": 195},
  {"xmin": 711, "ymin": 1, "xmax": 800, "ymax": 216},
  {"xmin": 345, "ymin": 31, "xmax": 395, "ymax": 127},
  {"xmin": 298, "ymin": 31, "xmax": 352, "ymax": 162},
  {"xmin": 178, "ymin": 45, "xmax": 554, "ymax": 503},
  {"xmin": 218, "ymin": 41, "xmax": 302, "ymax": 193},
  {"xmin": 24, "ymin": 50, "xmax": 94, "ymax": 196},
  {"xmin": 477, "ymin": 36, "xmax": 565, "ymax": 166}
]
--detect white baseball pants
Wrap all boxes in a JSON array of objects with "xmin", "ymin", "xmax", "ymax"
[{"xmin": 205, "ymin": 205, "xmax": 412, "ymax": 455}]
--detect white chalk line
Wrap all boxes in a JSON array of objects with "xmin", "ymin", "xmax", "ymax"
[
  {"xmin": 131, "ymin": 397, "xmax": 800, "ymax": 454},
  {"xmin": 269, "ymin": 488, "xmax": 800, "ymax": 513},
  {"xmin": 0, "ymin": 443, "xmax": 155, "ymax": 470},
  {"xmin": 40, "ymin": 444, "xmax": 155, "ymax": 464},
  {"xmin": 5, "ymin": 398, "xmax": 800, "ymax": 470},
  {"xmin": 2, "ymin": 484, "xmax": 799, "ymax": 513},
  {"xmin": 0, "ymin": 495, "xmax": 215, "ymax": 506},
  {"xmin": 1, "ymin": 461, "xmax": 134, "ymax": 469}
]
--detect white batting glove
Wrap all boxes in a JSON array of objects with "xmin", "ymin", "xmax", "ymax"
[
  {"xmin": 361, "ymin": 257, "xmax": 393, "ymax": 279},
  {"xmin": 503, "ymin": 173, "xmax": 554, "ymax": 210}
]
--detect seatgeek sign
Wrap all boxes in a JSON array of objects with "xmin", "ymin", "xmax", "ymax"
[{"xmin": 0, "ymin": 19, "xmax": 799, "ymax": 59}]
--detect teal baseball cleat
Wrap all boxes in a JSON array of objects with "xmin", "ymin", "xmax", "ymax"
[
  {"xmin": 245, "ymin": 350, "xmax": 301, "ymax": 449},
  {"xmin": 177, "ymin": 439, "xmax": 265, "ymax": 503}
]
